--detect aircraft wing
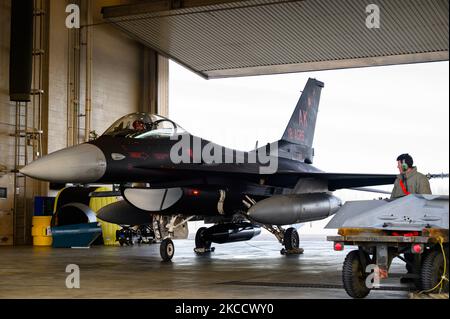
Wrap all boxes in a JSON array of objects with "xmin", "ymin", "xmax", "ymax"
[
  {"xmin": 275, "ymin": 172, "xmax": 397, "ymax": 191},
  {"xmin": 135, "ymin": 164, "xmax": 396, "ymax": 191}
]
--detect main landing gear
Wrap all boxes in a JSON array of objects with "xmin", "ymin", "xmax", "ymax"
[
  {"xmin": 262, "ymin": 225, "xmax": 304, "ymax": 255},
  {"xmin": 194, "ymin": 227, "xmax": 215, "ymax": 254}
]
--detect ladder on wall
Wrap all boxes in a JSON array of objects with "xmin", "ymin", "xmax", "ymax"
[
  {"xmin": 13, "ymin": 102, "xmax": 29, "ymax": 245},
  {"xmin": 13, "ymin": 0, "xmax": 45, "ymax": 245}
]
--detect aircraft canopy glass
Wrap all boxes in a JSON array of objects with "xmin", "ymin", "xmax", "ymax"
[{"xmin": 102, "ymin": 113, "xmax": 186, "ymax": 138}]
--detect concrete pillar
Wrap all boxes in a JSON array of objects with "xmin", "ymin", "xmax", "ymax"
[
  {"xmin": 140, "ymin": 49, "xmax": 169, "ymax": 116},
  {"xmin": 157, "ymin": 55, "xmax": 169, "ymax": 117}
]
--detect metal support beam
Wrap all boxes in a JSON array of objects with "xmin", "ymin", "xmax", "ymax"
[{"xmin": 206, "ymin": 51, "xmax": 450, "ymax": 79}]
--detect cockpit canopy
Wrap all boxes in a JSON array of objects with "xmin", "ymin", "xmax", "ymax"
[{"xmin": 102, "ymin": 113, "xmax": 186, "ymax": 138}]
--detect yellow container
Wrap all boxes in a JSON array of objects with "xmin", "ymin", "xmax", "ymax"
[
  {"xmin": 32, "ymin": 216, "xmax": 53, "ymax": 246},
  {"xmin": 89, "ymin": 187, "xmax": 122, "ymax": 246}
]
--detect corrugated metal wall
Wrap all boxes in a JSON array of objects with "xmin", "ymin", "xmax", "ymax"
[{"xmin": 104, "ymin": 0, "xmax": 449, "ymax": 78}]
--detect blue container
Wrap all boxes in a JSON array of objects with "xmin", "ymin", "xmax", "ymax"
[
  {"xmin": 34, "ymin": 197, "xmax": 56, "ymax": 216},
  {"xmin": 51, "ymin": 222, "xmax": 102, "ymax": 248}
]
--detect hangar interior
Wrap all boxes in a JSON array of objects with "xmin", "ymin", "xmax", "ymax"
[
  {"xmin": 1, "ymin": 0, "xmax": 171, "ymax": 246},
  {"xmin": 0, "ymin": 0, "xmax": 448, "ymax": 299}
]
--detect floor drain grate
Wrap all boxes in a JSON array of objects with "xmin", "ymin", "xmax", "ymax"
[{"xmin": 221, "ymin": 281, "xmax": 413, "ymax": 292}]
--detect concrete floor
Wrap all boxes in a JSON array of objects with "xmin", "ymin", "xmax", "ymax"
[{"xmin": 0, "ymin": 236, "xmax": 412, "ymax": 299}]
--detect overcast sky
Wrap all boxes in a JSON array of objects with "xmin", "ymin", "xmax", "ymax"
[{"xmin": 169, "ymin": 61, "xmax": 449, "ymax": 234}]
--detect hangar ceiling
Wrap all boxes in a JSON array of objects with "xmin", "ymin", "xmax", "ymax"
[{"xmin": 102, "ymin": 0, "xmax": 449, "ymax": 79}]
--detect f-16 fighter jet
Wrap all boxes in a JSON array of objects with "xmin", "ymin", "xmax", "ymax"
[{"xmin": 21, "ymin": 78, "xmax": 396, "ymax": 261}]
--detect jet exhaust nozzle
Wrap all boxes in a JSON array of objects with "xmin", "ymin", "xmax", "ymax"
[
  {"xmin": 248, "ymin": 193, "xmax": 342, "ymax": 225},
  {"xmin": 203, "ymin": 222, "xmax": 261, "ymax": 244}
]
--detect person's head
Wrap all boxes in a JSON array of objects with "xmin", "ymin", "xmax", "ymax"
[
  {"xmin": 132, "ymin": 120, "xmax": 146, "ymax": 131},
  {"xmin": 396, "ymin": 153, "xmax": 413, "ymax": 173}
]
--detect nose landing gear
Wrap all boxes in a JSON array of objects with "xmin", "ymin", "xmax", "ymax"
[
  {"xmin": 160, "ymin": 238, "xmax": 175, "ymax": 262},
  {"xmin": 154, "ymin": 215, "xmax": 193, "ymax": 262}
]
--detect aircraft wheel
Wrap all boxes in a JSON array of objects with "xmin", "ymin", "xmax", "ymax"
[
  {"xmin": 402, "ymin": 252, "xmax": 423, "ymax": 289},
  {"xmin": 160, "ymin": 238, "xmax": 175, "ymax": 262},
  {"xmin": 342, "ymin": 250, "xmax": 371, "ymax": 298},
  {"xmin": 421, "ymin": 248, "xmax": 448, "ymax": 293},
  {"xmin": 195, "ymin": 227, "xmax": 212, "ymax": 250},
  {"xmin": 284, "ymin": 227, "xmax": 299, "ymax": 250},
  {"xmin": 404, "ymin": 252, "xmax": 415, "ymax": 273}
]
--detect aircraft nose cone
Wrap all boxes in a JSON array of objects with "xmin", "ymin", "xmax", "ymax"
[{"xmin": 20, "ymin": 144, "xmax": 106, "ymax": 183}]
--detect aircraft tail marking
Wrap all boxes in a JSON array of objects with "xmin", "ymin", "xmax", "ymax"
[{"xmin": 281, "ymin": 78, "xmax": 323, "ymax": 149}]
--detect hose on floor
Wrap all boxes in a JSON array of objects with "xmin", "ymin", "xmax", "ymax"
[{"xmin": 418, "ymin": 237, "xmax": 448, "ymax": 294}]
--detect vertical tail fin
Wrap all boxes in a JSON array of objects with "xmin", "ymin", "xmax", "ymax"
[
  {"xmin": 279, "ymin": 78, "xmax": 324, "ymax": 163},
  {"xmin": 282, "ymin": 78, "xmax": 323, "ymax": 147}
]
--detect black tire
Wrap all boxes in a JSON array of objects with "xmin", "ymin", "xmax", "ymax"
[
  {"xmin": 404, "ymin": 252, "xmax": 415, "ymax": 273},
  {"xmin": 404, "ymin": 252, "xmax": 423, "ymax": 289},
  {"xmin": 195, "ymin": 227, "xmax": 212, "ymax": 250},
  {"xmin": 284, "ymin": 227, "xmax": 299, "ymax": 250},
  {"xmin": 342, "ymin": 250, "xmax": 371, "ymax": 298},
  {"xmin": 160, "ymin": 238, "xmax": 175, "ymax": 262},
  {"xmin": 421, "ymin": 248, "xmax": 448, "ymax": 293}
]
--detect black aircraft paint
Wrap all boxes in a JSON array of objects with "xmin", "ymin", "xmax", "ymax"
[{"xmin": 21, "ymin": 78, "xmax": 396, "ymax": 260}]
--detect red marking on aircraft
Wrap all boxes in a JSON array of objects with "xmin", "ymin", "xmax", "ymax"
[
  {"xmin": 288, "ymin": 127, "xmax": 305, "ymax": 142},
  {"xmin": 129, "ymin": 152, "xmax": 149, "ymax": 160},
  {"xmin": 295, "ymin": 129, "xmax": 305, "ymax": 142},
  {"xmin": 299, "ymin": 110, "xmax": 308, "ymax": 128},
  {"xmin": 307, "ymin": 89, "xmax": 317, "ymax": 110},
  {"xmin": 288, "ymin": 128, "xmax": 293, "ymax": 140}
]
